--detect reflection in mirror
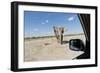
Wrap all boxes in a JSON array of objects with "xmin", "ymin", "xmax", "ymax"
[{"xmin": 69, "ymin": 39, "xmax": 85, "ymax": 51}]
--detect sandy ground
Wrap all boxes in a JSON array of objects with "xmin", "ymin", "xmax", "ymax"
[{"xmin": 24, "ymin": 34, "xmax": 85, "ymax": 62}]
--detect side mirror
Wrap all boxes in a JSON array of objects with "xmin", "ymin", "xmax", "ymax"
[{"xmin": 69, "ymin": 39, "xmax": 85, "ymax": 51}]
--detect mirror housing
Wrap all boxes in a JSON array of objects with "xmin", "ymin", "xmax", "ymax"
[{"xmin": 69, "ymin": 39, "xmax": 85, "ymax": 51}]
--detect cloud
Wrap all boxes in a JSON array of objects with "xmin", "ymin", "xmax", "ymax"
[
  {"xmin": 41, "ymin": 22, "xmax": 45, "ymax": 24},
  {"xmin": 45, "ymin": 20, "xmax": 49, "ymax": 23},
  {"xmin": 68, "ymin": 16, "xmax": 74, "ymax": 21},
  {"xmin": 33, "ymin": 28, "xmax": 38, "ymax": 31},
  {"xmin": 41, "ymin": 20, "xmax": 49, "ymax": 25},
  {"xmin": 41, "ymin": 19, "xmax": 49, "ymax": 25},
  {"xmin": 48, "ymin": 32, "xmax": 51, "ymax": 34}
]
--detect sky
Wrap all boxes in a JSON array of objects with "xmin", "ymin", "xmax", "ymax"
[{"xmin": 24, "ymin": 11, "xmax": 84, "ymax": 37}]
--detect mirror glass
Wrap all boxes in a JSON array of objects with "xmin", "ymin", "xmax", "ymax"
[{"xmin": 69, "ymin": 39, "xmax": 85, "ymax": 51}]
